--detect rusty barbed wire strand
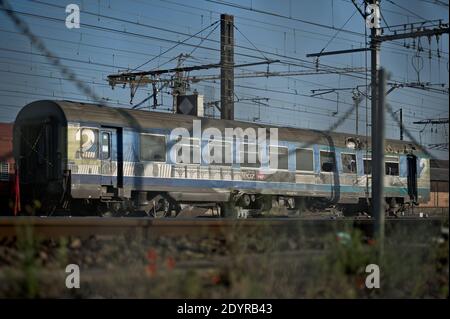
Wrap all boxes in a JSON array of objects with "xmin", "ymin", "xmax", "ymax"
[
  {"xmin": 0, "ymin": 0, "xmax": 439, "ymax": 162},
  {"xmin": 0, "ymin": 0, "xmax": 108, "ymax": 106}
]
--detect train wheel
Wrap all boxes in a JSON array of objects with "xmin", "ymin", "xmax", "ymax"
[
  {"xmin": 219, "ymin": 201, "xmax": 238, "ymax": 218},
  {"xmin": 239, "ymin": 194, "xmax": 252, "ymax": 208}
]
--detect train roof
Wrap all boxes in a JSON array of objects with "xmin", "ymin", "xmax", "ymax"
[{"xmin": 16, "ymin": 100, "xmax": 422, "ymax": 154}]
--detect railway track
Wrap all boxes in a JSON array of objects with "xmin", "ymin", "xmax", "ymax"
[
  {"xmin": 0, "ymin": 215, "xmax": 445, "ymax": 238},
  {"xmin": 0, "ymin": 216, "xmax": 447, "ymax": 299}
]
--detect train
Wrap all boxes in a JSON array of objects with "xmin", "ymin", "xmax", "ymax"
[
  {"xmin": 11, "ymin": 99, "xmax": 432, "ymax": 217},
  {"xmin": 421, "ymin": 159, "xmax": 449, "ymax": 214},
  {"xmin": 0, "ymin": 123, "xmax": 16, "ymax": 215}
]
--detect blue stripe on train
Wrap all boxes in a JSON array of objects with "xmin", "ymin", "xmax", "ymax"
[{"xmin": 72, "ymin": 174, "xmax": 429, "ymax": 197}]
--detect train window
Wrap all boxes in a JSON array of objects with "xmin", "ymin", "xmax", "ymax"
[
  {"xmin": 239, "ymin": 143, "xmax": 260, "ymax": 168},
  {"xmin": 269, "ymin": 146, "xmax": 289, "ymax": 170},
  {"xmin": 175, "ymin": 137, "xmax": 200, "ymax": 164},
  {"xmin": 320, "ymin": 151, "xmax": 335, "ymax": 172},
  {"xmin": 296, "ymin": 149, "xmax": 314, "ymax": 172},
  {"xmin": 140, "ymin": 134, "xmax": 166, "ymax": 162},
  {"xmin": 385, "ymin": 156, "xmax": 399, "ymax": 176},
  {"xmin": 363, "ymin": 158, "xmax": 372, "ymax": 175},
  {"xmin": 80, "ymin": 128, "xmax": 98, "ymax": 159},
  {"xmin": 101, "ymin": 132, "xmax": 111, "ymax": 159},
  {"xmin": 341, "ymin": 153, "xmax": 357, "ymax": 174},
  {"xmin": 0, "ymin": 162, "xmax": 9, "ymax": 181},
  {"xmin": 207, "ymin": 139, "xmax": 232, "ymax": 166}
]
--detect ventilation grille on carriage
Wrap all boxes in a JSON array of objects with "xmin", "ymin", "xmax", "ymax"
[{"xmin": 0, "ymin": 162, "xmax": 9, "ymax": 181}]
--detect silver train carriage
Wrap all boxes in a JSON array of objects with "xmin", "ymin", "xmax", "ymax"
[{"xmin": 13, "ymin": 100, "xmax": 430, "ymax": 216}]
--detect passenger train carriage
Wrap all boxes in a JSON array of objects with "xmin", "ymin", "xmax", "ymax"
[{"xmin": 13, "ymin": 100, "xmax": 430, "ymax": 216}]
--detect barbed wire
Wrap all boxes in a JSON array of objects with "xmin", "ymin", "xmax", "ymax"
[
  {"xmin": 0, "ymin": 0, "xmax": 108, "ymax": 106},
  {"xmin": 0, "ymin": 5, "xmax": 446, "ymax": 115},
  {"xmin": 0, "ymin": 0, "xmax": 445, "ymax": 164},
  {"xmin": 0, "ymin": 0, "xmax": 368, "ymax": 128}
]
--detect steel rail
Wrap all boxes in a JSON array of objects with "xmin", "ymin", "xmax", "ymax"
[{"xmin": 0, "ymin": 216, "xmax": 443, "ymax": 238}]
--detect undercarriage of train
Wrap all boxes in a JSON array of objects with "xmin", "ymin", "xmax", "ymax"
[{"xmin": 22, "ymin": 184, "xmax": 414, "ymax": 218}]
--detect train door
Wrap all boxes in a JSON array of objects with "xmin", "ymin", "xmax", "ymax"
[
  {"xmin": 100, "ymin": 129, "xmax": 115, "ymax": 186},
  {"xmin": 407, "ymin": 154, "xmax": 418, "ymax": 203}
]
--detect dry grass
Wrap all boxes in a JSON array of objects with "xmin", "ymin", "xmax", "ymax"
[{"xmin": 0, "ymin": 218, "xmax": 447, "ymax": 298}]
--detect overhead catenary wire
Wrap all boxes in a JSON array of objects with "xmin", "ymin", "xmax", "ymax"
[
  {"xmin": 0, "ymin": 45, "xmax": 442, "ymax": 117},
  {"xmin": 27, "ymin": 0, "xmax": 450, "ymax": 70},
  {"xmin": 0, "ymin": 7, "xmax": 377, "ymax": 80},
  {"xmin": 0, "ymin": 46, "xmax": 446, "ymax": 116},
  {"xmin": 0, "ymin": 0, "xmax": 444, "ymax": 151},
  {"xmin": 4, "ymin": 0, "xmax": 448, "ymax": 89},
  {"xmin": 233, "ymin": 23, "xmax": 269, "ymax": 61},
  {"xmin": 127, "ymin": 20, "xmax": 220, "ymax": 104},
  {"xmin": 317, "ymin": 8, "xmax": 359, "ymax": 57},
  {"xmin": 130, "ymin": 19, "xmax": 220, "ymax": 72},
  {"xmin": 202, "ymin": 0, "xmax": 448, "ymax": 59},
  {"xmin": 385, "ymin": 0, "xmax": 427, "ymax": 21},
  {"xmin": 136, "ymin": 0, "xmax": 450, "ymax": 65},
  {"xmin": 386, "ymin": 102, "xmax": 438, "ymax": 159},
  {"xmin": 0, "ymin": 0, "xmax": 108, "ymax": 106}
]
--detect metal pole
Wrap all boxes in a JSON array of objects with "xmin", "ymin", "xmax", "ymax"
[
  {"xmin": 369, "ymin": 0, "xmax": 384, "ymax": 247},
  {"xmin": 220, "ymin": 14, "xmax": 234, "ymax": 120},
  {"xmin": 356, "ymin": 97, "xmax": 359, "ymax": 135},
  {"xmin": 353, "ymin": 90, "xmax": 360, "ymax": 135},
  {"xmin": 372, "ymin": 68, "xmax": 386, "ymax": 248},
  {"xmin": 400, "ymin": 108, "xmax": 403, "ymax": 141}
]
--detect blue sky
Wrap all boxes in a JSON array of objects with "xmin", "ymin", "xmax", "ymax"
[{"xmin": 0, "ymin": 0, "xmax": 448, "ymax": 158}]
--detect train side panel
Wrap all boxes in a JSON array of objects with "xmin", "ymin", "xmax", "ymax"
[{"xmin": 66, "ymin": 122, "xmax": 430, "ymax": 205}]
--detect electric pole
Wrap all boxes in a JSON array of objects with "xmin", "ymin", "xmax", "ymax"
[
  {"xmin": 220, "ymin": 14, "xmax": 235, "ymax": 120},
  {"xmin": 372, "ymin": 67, "xmax": 386, "ymax": 248},
  {"xmin": 352, "ymin": 89, "xmax": 363, "ymax": 135}
]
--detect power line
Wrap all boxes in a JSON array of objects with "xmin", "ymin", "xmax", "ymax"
[
  {"xmin": 7, "ymin": 0, "xmax": 448, "ymax": 90},
  {"xmin": 0, "ymin": 0, "xmax": 446, "ymax": 140},
  {"xmin": 205, "ymin": 0, "xmax": 367, "ymax": 37},
  {"xmin": 0, "ymin": 69, "xmax": 428, "ymax": 135},
  {"xmin": 131, "ymin": 20, "xmax": 219, "ymax": 72},
  {"xmin": 0, "ymin": 28, "xmax": 229, "ymax": 70},
  {"xmin": 318, "ymin": 8, "xmax": 359, "ymax": 56},
  {"xmin": 0, "ymin": 7, "xmax": 374, "ymax": 80},
  {"xmin": 386, "ymin": 103, "xmax": 437, "ymax": 158},
  {"xmin": 27, "ymin": 1, "xmax": 372, "ymax": 68},
  {"xmin": 0, "ymin": 67, "xmax": 425, "ymax": 131},
  {"xmin": 137, "ymin": 0, "xmax": 450, "ymax": 61},
  {"xmin": 385, "ymin": 0, "xmax": 426, "ymax": 20},
  {"xmin": 421, "ymin": 0, "xmax": 449, "ymax": 8},
  {"xmin": 232, "ymin": 23, "xmax": 269, "ymax": 61},
  {"xmin": 203, "ymin": 0, "xmax": 448, "ymax": 59},
  {"xmin": 1, "ymin": 46, "xmax": 445, "ymax": 116},
  {"xmin": 340, "ymin": 0, "xmax": 436, "ymax": 19},
  {"xmin": 0, "ymin": 0, "xmax": 107, "ymax": 105}
]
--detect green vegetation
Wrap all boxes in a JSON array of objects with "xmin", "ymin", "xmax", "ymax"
[{"xmin": 0, "ymin": 219, "xmax": 447, "ymax": 298}]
